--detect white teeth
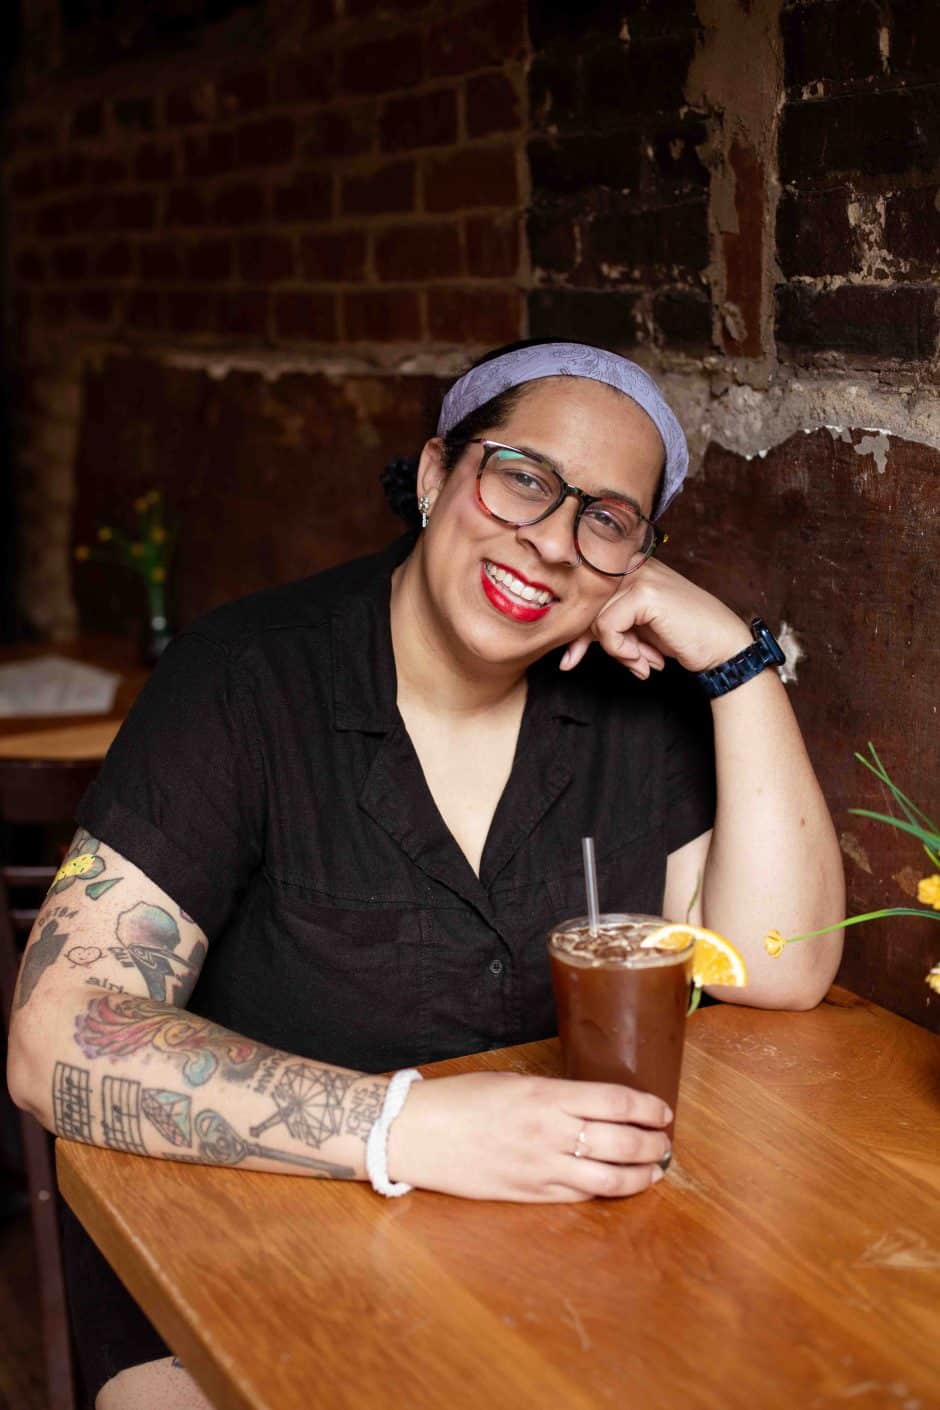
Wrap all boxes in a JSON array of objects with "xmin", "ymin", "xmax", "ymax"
[{"xmin": 484, "ymin": 562, "xmax": 553, "ymax": 607}]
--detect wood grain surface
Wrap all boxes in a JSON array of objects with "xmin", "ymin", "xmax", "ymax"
[{"xmin": 57, "ymin": 990, "xmax": 940, "ymax": 1410}]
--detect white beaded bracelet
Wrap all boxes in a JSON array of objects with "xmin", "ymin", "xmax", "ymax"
[{"xmin": 365, "ymin": 1068, "xmax": 423, "ymax": 1197}]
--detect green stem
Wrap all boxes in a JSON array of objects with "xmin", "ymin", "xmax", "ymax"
[{"xmin": 784, "ymin": 908, "xmax": 940, "ymax": 945}]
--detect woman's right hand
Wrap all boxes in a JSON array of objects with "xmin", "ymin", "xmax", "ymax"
[{"xmin": 387, "ymin": 1071, "xmax": 672, "ymax": 1202}]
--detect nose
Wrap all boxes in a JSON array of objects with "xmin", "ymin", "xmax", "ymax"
[{"xmin": 515, "ymin": 494, "xmax": 581, "ymax": 568}]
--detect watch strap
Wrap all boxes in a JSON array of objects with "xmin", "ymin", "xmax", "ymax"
[{"xmin": 695, "ymin": 618, "xmax": 785, "ymax": 699}]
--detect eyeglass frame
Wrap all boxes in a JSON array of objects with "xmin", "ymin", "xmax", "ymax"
[{"xmin": 467, "ymin": 438, "xmax": 668, "ymax": 578}]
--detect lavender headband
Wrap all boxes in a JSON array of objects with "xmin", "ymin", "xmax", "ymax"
[{"xmin": 437, "ymin": 343, "xmax": 688, "ymax": 519}]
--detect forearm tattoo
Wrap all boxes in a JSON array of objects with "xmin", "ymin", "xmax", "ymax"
[
  {"xmin": 343, "ymin": 1081, "xmax": 386, "ymax": 1144},
  {"xmin": 14, "ymin": 908, "xmax": 77, "ymax": 1010},
  {"xmin": 110, "ymin": 901, "xmax": 206, "ymax": 1005},
  {"xmin": 75, "ymin": 993, "xmax": 262, "ymax": 1086}
]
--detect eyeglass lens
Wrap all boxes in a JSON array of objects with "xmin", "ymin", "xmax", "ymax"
[{"xmin": 478, "ymin": 445, "xmax": 654, "ymax": 576}]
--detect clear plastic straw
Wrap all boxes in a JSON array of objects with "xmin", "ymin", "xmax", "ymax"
[{"xmin": 582, "ymin": 836, "xmax": 600, "ymax": 936}]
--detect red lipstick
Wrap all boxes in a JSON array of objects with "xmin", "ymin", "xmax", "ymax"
[{"xmin": 480, "ymin": 563, "xmax": 555, "ymax": 623}]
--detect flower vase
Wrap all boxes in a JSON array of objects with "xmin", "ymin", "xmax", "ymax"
[{"xmin": 143, "ymin": 578, "xmax": 173, "ymax": 663}]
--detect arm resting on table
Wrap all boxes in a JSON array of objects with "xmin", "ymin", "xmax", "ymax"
[{"xmin": 6, "ymin": 832, "xmax": 385, "ymax": 1179}]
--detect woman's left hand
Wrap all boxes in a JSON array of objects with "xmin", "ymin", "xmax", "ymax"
[{"xmin": 560, "ymin": 559, "xmax": 753, "ymax": 679}]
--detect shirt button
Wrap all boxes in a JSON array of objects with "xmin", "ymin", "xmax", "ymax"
[{"xmin": 488, "ymin": 958, "xmax": 504, "ymax": 977}]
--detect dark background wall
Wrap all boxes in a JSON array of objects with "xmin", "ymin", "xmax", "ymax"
[{"xmin": 2, "ymin": 0, "xmax": 938, "ymax": 1028}]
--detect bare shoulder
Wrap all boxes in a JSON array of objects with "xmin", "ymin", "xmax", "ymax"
[{"xmin": 10, "ymin": 827, "xmax": 209, "ymax": 1027}]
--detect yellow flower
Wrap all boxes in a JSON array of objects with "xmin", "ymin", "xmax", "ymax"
[
  {"xmin": 917, "ymin": 875, "xmax": 940, "ymax": 910},
  {"xmin": 764, "ymin": 930, "xmax": 787, "ymax": 958},
  {"xmin": 74, "ymin": 545, "xmax": 90, "ymax": 561},
  {"xmin": 150, "ymin": 526, "xmax": 166, "ymax": 544},
  {"xmin": 134, "ymin": 495, "xmax": 149, "ymax": 513},
  {"xmin": 97, "ymin": 526, "xmax": 113, "ymax": 542},
  {"xmin": 130, "ymin": 542, "xmax": 145, "ymax": 557},
  {"xmin": 151, "ymin": 566, "xmax": 166, "ymax": 583},
  {"xmin": 927, "ymin": 964, "xmax": 940, "ymax": 995}
]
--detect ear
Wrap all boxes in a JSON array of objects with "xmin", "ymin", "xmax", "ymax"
[{"xmin": 416, "ymin": 437, "xmax": 448, "ymax": 505}]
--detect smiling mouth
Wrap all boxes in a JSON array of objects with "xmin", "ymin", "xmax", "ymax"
[{"xmin": 483, "ymin": 560, "xmax": 557, "ymax": 607}]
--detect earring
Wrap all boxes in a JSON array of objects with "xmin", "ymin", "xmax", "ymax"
[{"xmin": 418, "ymin": 494, "xmax": 432, "ymax": 529}]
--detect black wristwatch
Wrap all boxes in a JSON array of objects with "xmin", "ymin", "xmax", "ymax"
[{"xmin": 695, "ymin": 618, "xmax": 785, "ymax": 699}]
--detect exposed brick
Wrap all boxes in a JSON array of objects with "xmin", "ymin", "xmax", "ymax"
[
  {"xmin": 93, "ymin": 241, "xmax": 133, "ymax": 279},
  {"xmin": 65, "ymin": 195, "xmax": 111, "ymax": 236},
  {"xmin": 237, "ymin": 233, "xmax": 295, "ymax": 282},
  {"xmin": 299, "ymin": 230, "xmax": 367, "ymax": 281},
  {"xmin": 72, "ymin": 102, "xmax": 104, "ymax": 140},
  {"xmin": 75, "ymin": 289, "xmax": 114, "ymax": 324},
  {"xmin": 528, "ymin": 288, "xmax": 640, "ymax": 346},
  {"xmin": 14, "ymin": 248, "xmax": 45, "ymax": 283},
  {"xmin": 653, "ymin": 288, "xmax": 712, "ymax": 347},
  {"xmin": 53, "ymin": 245, "xmax": 88, "ymax": 281},
  {"xmin": 11, "ymin": 121, "xmax": 56, "ymax": 152},
  {"xmin": 301, "ymin": 104, "xmax": 376, "ymax": 160},
  {"xmin": 212, "ymin": 181, "xmax": 268, "ymax": 225},
  {"xmin": 273, "ymin": 172, "xmax": 333, "ymax": 222},
  {"xmin": 166, "ymin": 84, "xmax": 213, "ymax": 127},
  {"xmin": 136, "ymin": 142, "xmax": 177, "ymax": 183},
  {"xmin": 889, "ymin": 0, "xmax": 940, "ymax": 79},
  {"xmin": 11, "ymin": 161, "xmax": 48, "ymax": 200},
  {"xmin": 345, "ymin": 0, "xmax": 428, "ymax": 13},
  {"xmin": 586, "ymin": 199, "xmax": 709, "ymax": 276},
  {"xmin": 780, "ymin": 88, "xmax": 940, "ymax": 185},
  {"xmin": 235, "ymin": 116, "xmax": 297, "ymax": 168},
  {"xmin": 273, "ymin": 291, "xmax": 339, "ymax": 340},
  {"xmin": 113, "ymin": 96, "xmax": 154, "ymax": 132},
  {"xmin": 424, "ymin": 144, "xmax": 517, "ymax": 212},
  {"xmin": 426, "ymin": 286, "xmax": 521, "ymax": 344},
  {"xmin": 342, "ymin": 161, "xmax": 415, "ymax": 215},
  {"xmin": 776, "ymin": 283, "xmax": 940, "ymax": 359},
  {"xmin": 187, "ymin": 238, "xmax": 234, "ymax": 282},
  {"xmin": 777, "ymin": 187, "xmax": 860, "ymax": 277},
  {"xmin": 344, "ymin": 289, "xmax": 422, "ymax": 340},
  {"xmin": 218, "ymin": 68, "xmax": 270, "ymax": 116},
  {"xmin": 87, "ymin": 155, "xmax": 129, "ymax": 186},
  {"xmin": 528, "ymin": 0, "xmax": 624, "ymax": 48},
  {"xmin": 651, "ymin": 117, "xmax": 709, "ymax": 196},
  {"xmin": 883, "ymin": 186, "xmax": 940, "ymax": 272},
  {"xmin": 782, "ymin": 0, "xmax": 882, "ymax": 90},
  {"xmin": 380, "ymin": 88, "xmax": 458, "ymax": 153},
  {"xmin": 465, "ymin": 213, "xmax": 519, "ymax": 276},
  {"xmin": 113, "ymin": 192, "xmax": 157, "ymax": 232},
  {"xmin": 427, "ymin": 0, "xmax": 526, "ymax": 76},
  {"xmin": 272, "ymin": 54, "xmax": 336, "ymax": 106},
  {"xmin": 528, "ymin": 133, "xmax": 641, "ymax": 195},
  {"xmin": 184, "ymin": 131, "xmax": 237, "ymax": 181},
  {"xmin": 138, "ymin": 240, "xmax": 184, "ymax": 282},
  {"xmin": 48, "ymin": 152, "xmax": 89, "ymax": 189},
  {"xmin": 215, "ymin": 290, "xmax": 270, "ymax": 337},
  {"xmin": 465, "ymin": 73, "xmax": 521, "ymax": 140},
  {"xmin": 125, "ymin": 290, "xmax": 164, "ymax": 331},
  {"xmin": 582, "ymin": 34, "xmax": 695, "ymax": 122},
  {"xmin": 375, "ymin": 221, "xmax": 462, "ymax": 280},
  {"xmin": 166, "ymin": 185, "xmax": 208, "ymax": 227},
  {"xmin": 38, "ymin": 292, "xmax": 70, "ymax": 324},
  {"xmin": 528, "ymin": 204, "xmax": 578, "ymax": 271},
  {"xmin": 166, "ymin": 289, "xmax": 213, "ymax": 334},
  {"xmin": 341, "ymin": 33, "xmax": 424, "ymax": 96},
  {"xmin": 529, "ymin": 53, "xmax": 579, "ymax": 132}
]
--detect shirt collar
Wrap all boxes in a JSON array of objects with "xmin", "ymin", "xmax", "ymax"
[{"xmin": 332, "ymin": 533, "xmax": 597, "ymax": 732}]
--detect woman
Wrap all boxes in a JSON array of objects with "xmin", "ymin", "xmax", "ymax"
[{"xmin": 8, "ymin": 340, "xmax": 844, "ymax": 1408}]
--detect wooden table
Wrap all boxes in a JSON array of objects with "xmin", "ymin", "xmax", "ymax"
[
  {"xmin": 0, "ymin": 637, "xmax": 147, "ymax": 757},
  {"xmin": 57, "ymin": 989, "xmax": 939, "ymax": 1410}
]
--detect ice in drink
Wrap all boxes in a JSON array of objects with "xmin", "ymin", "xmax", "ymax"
[{"xmin": 549, "ymin": 914, "xmax": 694, "ymax": 1147}]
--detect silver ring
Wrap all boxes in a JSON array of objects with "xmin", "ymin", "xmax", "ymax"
[{"xmin": 573, "ymin": 1125, "xmax": 588, "ymax": 1159}]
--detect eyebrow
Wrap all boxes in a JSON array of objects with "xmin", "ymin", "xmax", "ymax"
[{"xmin": 507, "ymin": 442, "xmax": 647, "ymax": 517}]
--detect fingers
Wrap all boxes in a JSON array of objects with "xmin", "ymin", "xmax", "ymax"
[
  {"xmin": 559, "ymin": 631, "xmax": 592, "ymax": 671},
  {"xmin": 562, "ymin": 1156, "xmax": 665, "ymax": 1200},
  {"xmin": 557, "ymin": 1079, "xmax": 673, "ymax": 1130},
  {"xmin": 568, "ymin": 1119, "xmax": 671, "ymax": 1169}
]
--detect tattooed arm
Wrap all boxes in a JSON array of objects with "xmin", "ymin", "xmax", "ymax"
[{"xmin": 6, "ymin": 830, "xmax": 387, "ymax": 1179}]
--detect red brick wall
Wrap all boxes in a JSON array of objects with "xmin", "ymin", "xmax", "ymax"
[{"xmin": 7, "ymin": 0, "xmax": 528, "ymax": 352}]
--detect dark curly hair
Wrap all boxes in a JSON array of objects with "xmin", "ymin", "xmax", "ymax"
[{"xmin": 380, "ymin": 339, "xmax": 581, "ymax": 529}]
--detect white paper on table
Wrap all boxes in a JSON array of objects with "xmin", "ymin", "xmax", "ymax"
[{"xmin": 0, "ymin": 656, "xmax": 121, "ymax": 717}]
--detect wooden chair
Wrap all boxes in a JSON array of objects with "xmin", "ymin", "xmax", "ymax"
[{"xmin": 1, "ymin": 756, "xmax": 101, "ymax": 1410}]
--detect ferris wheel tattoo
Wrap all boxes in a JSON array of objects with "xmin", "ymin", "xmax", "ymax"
[{"xmin": 249, "ymin": 1064, "xmax": 355, "ymax": 1149}]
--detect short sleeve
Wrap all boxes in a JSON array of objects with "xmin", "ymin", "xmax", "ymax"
[
  {"xmin": 661, "ymin": 661, "xmax": 716, "ymax": 853},
  {"xmin": 76, "ymin": 631, "xmax": 265, "ymax": 938}
]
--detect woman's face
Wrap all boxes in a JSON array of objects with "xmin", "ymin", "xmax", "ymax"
[{"xmin": 415, "ymin": 377, "xmax": 666, "ymax": 672}]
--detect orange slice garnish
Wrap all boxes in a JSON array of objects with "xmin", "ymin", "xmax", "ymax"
[{"xmin": 640, "ymin": 923, "xmax": 748, "ymax": 988}]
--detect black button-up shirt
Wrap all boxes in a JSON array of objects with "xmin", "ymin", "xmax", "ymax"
[{"xmin": 79, "ymin": 535, "xmax": 715, "ymax": 1074}]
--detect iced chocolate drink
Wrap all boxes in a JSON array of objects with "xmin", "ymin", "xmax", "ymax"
[{"xmin": 549, "ymin": 915, "xmax": 695, "ymax": 1148}]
